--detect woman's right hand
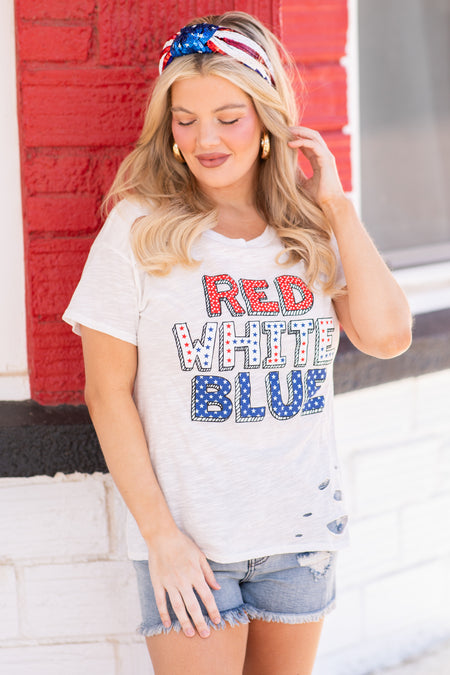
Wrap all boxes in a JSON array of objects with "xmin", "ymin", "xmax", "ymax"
[
  {"xmin": 79, "ymin": 328, "xmax": 221, "ymax": 638},
  {"xmin": 146, "ymin": 528, "xmax": 223, "ymax": 638}
]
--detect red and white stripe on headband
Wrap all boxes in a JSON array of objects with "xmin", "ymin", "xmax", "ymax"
[
  {"xmin": 158, "ymin": 25, "xmax": 275, "ymax": 86},
  {"xmin": 212, "ymin": 29, "xmax": 275, "ymax": 84}
]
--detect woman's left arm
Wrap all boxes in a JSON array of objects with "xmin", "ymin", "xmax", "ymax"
[
  {"xmin": 322, "ymin": 195, "xmax": 412, "ymax": 358},
  {"xmin": 288, "ymin": 126, "xmax": 412, "ymax": 359}
]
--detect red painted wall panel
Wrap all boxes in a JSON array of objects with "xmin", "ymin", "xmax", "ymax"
[
  {"xmin": 18, "ymin": 25, "xmax": 92, "ymax": 62},
  {"xmin": 15, "ymin": 0, "xmax": 350, "ymax": 404},
  {"xmin": 26, "ymin": 196, "xmax": 98, "ymax": 236},
  {"xmin": 17, "ymin": 0, "xmax": 96, "ymax": 21},
  {"xmin": 22, "ymin": 76, "xmax": 152, "ymax": 147},
  {"xmin": 282, "ymin": 1, "xmax": 347, "ymax": 63},
  {"xmin": 282, "ymin": 0, "xmax": 351, "ymax": 191},
  {"xmin": 301, "ymin": 63, "xmax": 348, "ymax": 131}
]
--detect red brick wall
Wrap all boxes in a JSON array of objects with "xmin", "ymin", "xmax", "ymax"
[
  {"xmin": 15, "ymin": 0, "xmax": 350, "ymax": 405},
  {"xmin": 282, "ymin": 0, "xmax": 350, "ymax": 184}
]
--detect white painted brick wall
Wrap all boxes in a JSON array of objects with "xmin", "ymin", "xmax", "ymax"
[
  {"xmin": 0, "ymin": 369, "xmax": 449, "ymax": 675},
  {"xmin": 0, "ymin": 644, "xmax": 116, "ymax": 675},
  {"xmin": 314, "ymin": 368, "xmax": 450, "ymax": 674},
  {"xmin": 349, "ymin": 435, "xmax": 439, "ymax": 517},
  {"xmin": 0, "ymin": 566, "xmax": 19, "ymax": 639},
  {"xmin": 338, "ymin": 511, "xmax": 401, "ymax": 588},
  {"xmin": 0, "ymin": 475, "xmax": 109, "ymax": 561},
  {"xmin": 400, "ymin": 494, "xmax": 450, "ymax": 563},
  {"xmin": 364, "ymin": 559, "xmax": 450, "ymax": 639},
  {"xmin": 22, "ymin": 561, "xmax": 141, "ymax": 638}
]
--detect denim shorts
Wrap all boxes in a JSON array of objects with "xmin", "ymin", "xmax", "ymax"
[{"xmin": 132, "ymin": 551, "xmax": 337, "ymax": 636}]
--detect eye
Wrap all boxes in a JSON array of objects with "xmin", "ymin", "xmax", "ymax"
[
  {"xmin": 177, "ymin": 120, "xmax": 195, "ymax": 127},
  {"xmin": 220, "ymin": 119, "xmax": 239, "ymax": 125}
]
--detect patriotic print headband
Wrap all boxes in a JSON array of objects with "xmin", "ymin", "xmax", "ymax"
[{"xmin": 159, "ymin": 23, "xmax": 276, "ymax": 87}]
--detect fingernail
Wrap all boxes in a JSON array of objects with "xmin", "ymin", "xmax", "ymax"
[
  {"xmin": 163, "ymin": 620, "xmax": 171, "ymax": 628},
  {"xmin": 214, "ymin": 615, "xmax": 222, "ymax": 624},
  {"xmin": 200, "ymin": 629, "xmax": 210, "ymax": 638},
  {"xmin": 186, "ymin": 628, "xmax": 195, "ymax": 637}
]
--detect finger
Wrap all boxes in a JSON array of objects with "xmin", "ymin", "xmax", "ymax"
[
  {"xmin": 200, "ymin": 557, "xmax": 221, "ymax": 590},
  {"xmin": 183, "ymin": 590, "xmax": 212, "ymax": 638},
  {"xmin": 167, "ymin": 588, "xmax": 196, "ymax": 637},
  {"xmin": 288, "ymin": 132, "xmax": 329, "ymax": 152},
  {"xmin": 287, "ymin": 141, "xmax": 329, "ymax": 166},
  {"xmin": 154, "ymin": 585, "xmax": 172, "ymax": 629},
  {"xmin": 288, "ymin": 137, "xmax": 323, "ymax": 151},
  {"xmin": 289, "ymin": 140, "xmax": 332, "ymax": 171},
  {"xmin": 195, "ymin": 580, "xmax": 222, "ymax": 625},
  {"xmin": 289, "ymin": 126, "xmax": 324, "ymax": 140},
  {"xmin": 290, "ymin": 143, "xmax": 323, "ymax": 171}
]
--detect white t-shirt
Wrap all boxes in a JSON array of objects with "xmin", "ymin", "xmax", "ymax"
[{"xmin": 63, "ymin": 199, "xmax": 350, "ymax": 563}]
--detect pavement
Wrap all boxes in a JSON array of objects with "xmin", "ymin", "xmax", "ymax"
[{"xmin": 376, "ymin": 640, "xmax": 450, "ymax": 675}]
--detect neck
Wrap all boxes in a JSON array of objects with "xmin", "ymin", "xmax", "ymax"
[
  {"xmin": 202, "ymin": 184, "xmax": 256, "ymax": 212},
  {"xmin": 199, "ymin": 166, "xmax": 259, "ymax": 212},
  {"xmin": 207, "ymin": 192, "xmax": 266, "ymax": 241}
]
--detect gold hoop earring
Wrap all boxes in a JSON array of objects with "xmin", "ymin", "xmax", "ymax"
[
  {"xmin": 260, "ymin": 132, "xmax": 270, "ymax": 160},
  {"xmin": 172, "ymin": 142, "xmax": 185, "ymax": 164}
]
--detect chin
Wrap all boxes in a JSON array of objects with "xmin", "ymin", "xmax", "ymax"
[
  {"xmin": 195, "ymin": 169, "xmax": 255, "ymax": 193},
  {"xmin": 200, "ymin": 178, "xmax": 238, "ymax": 190}
]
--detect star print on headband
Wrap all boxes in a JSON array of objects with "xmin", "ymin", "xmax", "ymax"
[{"xmin": 159, "ymin": 23, "xmax": 276, "ymax": 87}]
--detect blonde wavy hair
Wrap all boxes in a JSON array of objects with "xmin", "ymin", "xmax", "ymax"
[{"xmin": 105, "ymin": 11, "xmax": 341, "ymax": 295}]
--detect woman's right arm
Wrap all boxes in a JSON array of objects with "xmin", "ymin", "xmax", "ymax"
[{"xmin": 80, "ymin": 325, "xmax": 222, "ymax": 638}]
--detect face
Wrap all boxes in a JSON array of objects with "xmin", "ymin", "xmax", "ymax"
[{"xmin": 171, "ymin": 74, "xmax": 263, "ymax": 199}]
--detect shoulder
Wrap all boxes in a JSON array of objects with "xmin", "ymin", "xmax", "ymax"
[{"xmin": 94, "ymin": 198, "xmax": 152, "ymax": 253}]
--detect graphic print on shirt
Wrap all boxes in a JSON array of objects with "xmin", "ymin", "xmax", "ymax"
[
  {"xmin": 262, "ymin": 321, "xmax": 287, "ymax": 368},
  {"xmin": 289, "ymin": 319, "xmax": 315, "ymax": 367},
  {"xmin": 172, "ymin": 273, "xmax": 339, "ymax": 423},
  {"xmin": 173, "ymin": 322, "xmax": 218, "ymax": 371},
  {"xmin": 219, "ymin": 321, "xmax": 261, "ymax": 370}
]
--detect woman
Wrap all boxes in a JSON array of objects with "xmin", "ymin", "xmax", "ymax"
[{"xmin": 63, "ymin": 11, "xmax": 411, "ymax": 675}]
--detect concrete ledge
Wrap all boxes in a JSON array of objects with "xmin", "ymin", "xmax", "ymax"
[{"xmin": 335, "ymin": 308, "xmax": 450, "ymax": 393}]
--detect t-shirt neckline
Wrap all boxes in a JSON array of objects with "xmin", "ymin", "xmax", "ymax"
[{"xmin": 202, "ymin": 225, "xmax": 276, "ymax": 249}]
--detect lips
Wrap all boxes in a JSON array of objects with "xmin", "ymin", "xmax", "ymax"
[{"xmin": 196, "ymin": 153, "xmax": 230, "ymax": 168}]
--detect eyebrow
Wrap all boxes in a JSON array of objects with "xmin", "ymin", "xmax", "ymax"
[{"xmin": 171, "ymin": 103, "xmax": 247, "ymax": 114}]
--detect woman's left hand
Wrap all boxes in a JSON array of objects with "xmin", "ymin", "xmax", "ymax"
[{"xmin": 288, "ymin": 126, "xmax": 345, "ymax": 207}]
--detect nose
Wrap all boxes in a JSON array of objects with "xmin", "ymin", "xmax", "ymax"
[{"xmin": 197, "ymin": 120, "xmax": 220, "ymax": 149}]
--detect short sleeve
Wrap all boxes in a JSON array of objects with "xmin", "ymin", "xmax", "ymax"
[{"xmin": 62, "ymin": 199, "xmax": 149, "ymax": 345}]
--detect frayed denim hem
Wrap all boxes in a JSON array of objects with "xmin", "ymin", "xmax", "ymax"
[
  {"xmin": 136, "ymin": 604, "xmax": 250, "ymax": 637},
  {"xmin": 244, "ymin": 598, "xmax": 336, "ymax": 625}
]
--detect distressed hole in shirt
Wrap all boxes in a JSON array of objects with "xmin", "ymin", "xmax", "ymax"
[
  {"xmin": 333, "ymin": 490, "xmax": 343, "ymax": 501},
  {"xmin": 296, "ymin": 551, "xmax": 333, "ymax": 580},
  {"xmin": 295, "ymin": 533, "xmax": 304, "ymax": 537},
  {"xmin": 303, "ymin": 512, "xmax": 312, "ymax": 517},
  {"xmin": 327, "ymin": 516, "xmax": 348, "ymax": 535},
  {"xmin": 318, "ymin": 479, "xmax": 330, "ymax": 490}
]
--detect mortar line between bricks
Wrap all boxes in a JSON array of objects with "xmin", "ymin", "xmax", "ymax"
[
  {"xmin": 0, "ymin": 371, "xmax": 28, "ymax": 377},
  {"xmin": 14, "ymin": 564, "xmax": 27, "ymax": 640},
  {"xmin": 112, "ymin": 640, "xmax": 121, "ymax": 675},
  {"xmin": 18, "ymin": 19, "xmax": 95, "ymax": 27},
  {"xmin": 104, "ymin": 475, "xmax": 119, "ymax": 557},
  {"xmin": 92, "ymin": 0, "xmax": 100, "ymax": 61},
  {"xmin": 0, "ymin": 555, "xmax": 120, "ymax": 566},
  {"xmin": 0, "ymin": 635, "xmax": 144, "ymax": 649}
]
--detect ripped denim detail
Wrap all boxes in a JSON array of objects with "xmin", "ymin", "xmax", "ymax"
[
  {"xmin": 296, "ymin": 551, "xmax": 335, "ymax": 581},
  {"xmin": 136, "ymin": 604, "xmax": 249, "ymax": 637},
  {"xmin": 244, "ymin": 598, "xmax": 336, "ymax": 624}
]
